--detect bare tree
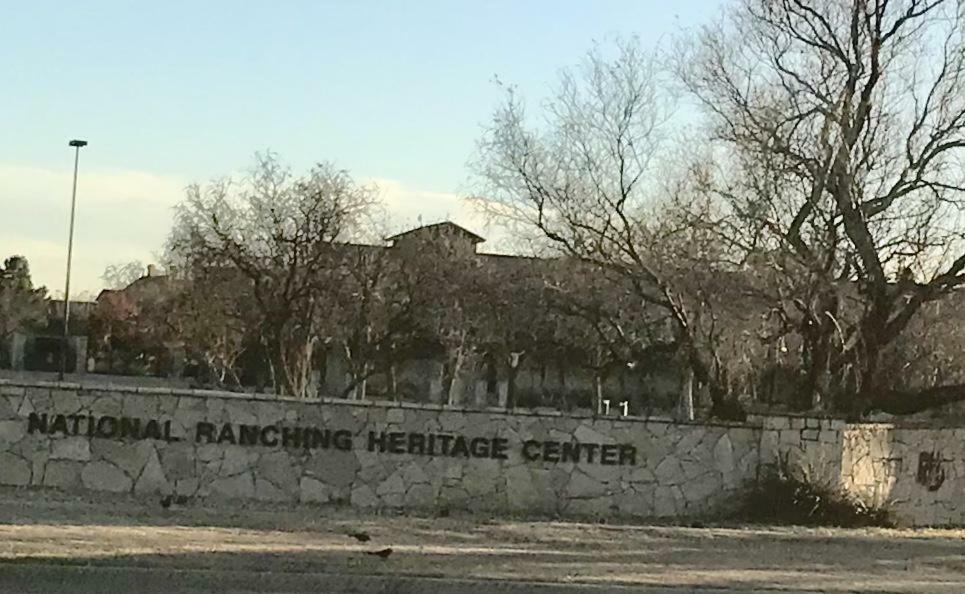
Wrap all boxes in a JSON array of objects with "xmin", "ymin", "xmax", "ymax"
[
  {"xmin": 680, "ymin": 0, "xmax": 965, "ymax": 415},
  {"xmin": 473, "ymin": 39, "xmax": 749, "ymax": 418},
  {"xmin": 387, "ymin": 228, "xmax": 492, "ymax": 405},
  {"xmin": 327, "ymin": 242, "xmax": 415, "ymax": 400},
  {"xmin": 101, "ymin": 260, "xmax": 146, "ymax": 290},
  {"xmin": 164, "ymin": 270, "xmax": 251, "ymax": 388},
  {"xmin": 167, "ymin": 152, "xmax": 378, "ymax": 398}
]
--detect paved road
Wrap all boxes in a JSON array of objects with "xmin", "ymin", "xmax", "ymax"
[{"xmin": 0, "ymin": 563, "xmax": 806, "ymax": 594}]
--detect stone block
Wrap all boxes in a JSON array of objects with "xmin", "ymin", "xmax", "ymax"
[
  {"xmin": 0, "ymin": 395, "xmax": 18, "ymax": 419},
  {"xmin": 0, "ymin": 452, "xmax": 31, "ymax": 485},
  {"xmin": 175, "ymin": 478, "xmax": 200, "ymax": 496},
  {"xmin": 16, "ymin": 395, "xmax": 35, "ymax": 416},
  {"xmin": 615, "ymin": 486, "xmax": 654, "ymax": 517},
  {"xmin": 779, "ymin": 430, "xmax": 801, "ymax": 446},
  {"xmin": 653, "ymin": 485, "xmax": 682, "ymax": 517},
  {"xmin": 209, "ymin": 471, "xmax": 255, "ymax": 499},
  {"xmin": 675, "ymin": 428, "xmax": 708, "ymax": 454},
  {"xmin": 255, "ymin": 451, "xmax": 298, "ymax": 492},
  {"xmin": 386, "ymin": 408, "xmax": 406, "ymax": 425},
  {"xmin": 134, "ymin": 447, "xmax": 170, "ymax": 494},
  {"xmin": 819, "ymin": 430, "xmax": 839, "ymax": 444},
  {"xmin": 565, "ymin": 496, "xmax": 610, "ymax": 518},
  {"xmin": 51, "ymin": 437, "xmax": 90, "ymax": 461},
  {"xmin": 254, "ymin": 477, "xmax": 289, "ymax": 501},
  {"xmin": 627, "ymin": 465, "xmax": 656, "ymax": 484},
  {"xmin": 573, "ymin": 423, "xmax": 611, "ymax": 445},
  {"xmin": 0, "ymin": 420, "xmax": 25, "ymax": 445},
  {"xmin": 122, "ymin": 396, "xmax": 159, "ymax": 420},
  {"xmin": 713, "ymin": 434, "xmax": 735, "ymax": 470},
  {"xmin": 159, "ymin": 444, "xmax": 197, "ymax": 481},
  {"xmin": 0, "ymin": 385, "xmax": 26, "ymax": 398},
  {"xmin": 43, "ymin": 460, "xmax": 82, "ymax": 488},
  {"xmin": 654, "ymin": 455, "xmax": 684, "ymax": 485},
  {"xmin": 255, "ymin": 401, "xmax": 286, "ymax": 426},
  {"xmin": 51, "ymin": 389, "xmax": 82, "ymax": 414},
  {"xmin": 404, "ymin": 483, "xmax": 434, "ymax": 507},
  {"xmin": 90, "ymin": 396, "xmax": 122, "ymax": 417},
  {"xmin": 350, "ymin": 484, "xmax": 378, "ymax": 508},
  {"xmin": 221, "ymin": 447, "xmax": 254, "ymax": 476},
  {"xmin": 25, "ymin": 387, "xmax": 51, "ymax": 410},
  {"xmin": 504, "ymin": 465, "xmax": 541, "ymax": 509},
  {"xmin": 679, "ymin": 470, "xmax": 715, "ymax": 504},
  {"xmin": 299, "ymin": 476, "xmax": 331, "ymax": 503},
  {"xmin": 91, "ymin": 440, "xmax": 152, "ymax": 478},
  {"xmin": 225, "ymin": 401, "xmax": 258, "ymax": 426},
  {"xmin": 400, "ymin": 460, "xmax": 430, "ymax": 487},
  {"xmin": 82, "ymin": 461, "xmax": 132, "ymax": 493},
  {"xmin": 768, "ymin": 416, "xmax": 790, "ymax": 430},
  {"xmin": 565, "ymin": 470, "xmax": 607, "ymax": 499},
  {"xmin": 375, "ymin": 471, "xmax": 406, "ymax": 507}
]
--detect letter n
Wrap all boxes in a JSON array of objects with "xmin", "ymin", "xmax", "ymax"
[{"xmin": 27, "ymin": 413, "xmax": 48, "ymax": 434}]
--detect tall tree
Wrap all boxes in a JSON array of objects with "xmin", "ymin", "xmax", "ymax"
[
  {"xmin": 680, "ymin": 0, "xmax": 965, "ymax": 415},
  {"xmin": 473, "ymin": 39, "xmax": 749, "ymax": 418},
  {"xmin": 167, "ymin": 153, "xmax": 378, "ymax": 398},
  {"xmin": 0, "ymin": 256, "xmax": 47, "ymax": 364},
  {"xmin": 101, "ymin": 261, "xmax": 147, "ymax": 290}
]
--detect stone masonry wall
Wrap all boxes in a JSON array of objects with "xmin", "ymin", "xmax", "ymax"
[
  {"xmin": 840, "ymin": 425, "xmax": 965, "ymax": 526},
  {"xmin": 760, "ymin": 416, "xmax": 965, "ymax": 526},
  {"xmin": 0, "ymin": 380, "xmax": 760, "ymax": 521}
]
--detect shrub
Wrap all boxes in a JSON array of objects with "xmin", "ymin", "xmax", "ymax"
[{"xmin": 740, "ymin": 456, "xmax": 894, "ymax": 528}]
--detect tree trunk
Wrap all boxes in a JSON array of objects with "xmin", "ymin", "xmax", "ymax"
[
  {"xmin": 389, "ymin": 363, "xmax": 398, "ymax": 401},
  {"xmin": 357, "ymin": 375, "xmax": 367, "ymax": 400},
  {"xmin": 679, "ymin": 335, "xmax": 743, "ymax": 420},
  {"xmin": 595, "ymin": 372, "xmax": 604, "ymax": 415},
  {"xmin": 446, "ymin": 347, "xmax": 465, "ymax": 406}
]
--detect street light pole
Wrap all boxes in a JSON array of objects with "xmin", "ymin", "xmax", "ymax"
[{"xmin": 60, "ymin": 139, "xmax": 88, "ymax": 381}]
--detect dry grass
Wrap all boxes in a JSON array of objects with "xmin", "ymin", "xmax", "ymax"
[{"xmin": 0, "ymin": 488, "xmax": 964, "ymax": 592}]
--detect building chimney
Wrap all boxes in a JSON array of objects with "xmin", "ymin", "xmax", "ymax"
[{"xmin": 147, "ymin": 264, "xmax": 157, "ymax": 277}]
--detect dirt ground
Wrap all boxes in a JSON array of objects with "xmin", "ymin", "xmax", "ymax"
[{"xmin": 0, "ymin": 488, "xmax": 963, "ymax": 593}]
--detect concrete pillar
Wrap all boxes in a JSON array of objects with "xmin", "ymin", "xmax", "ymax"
[
  {"xmin": 10, "ymin": 332, "xmax": 26, "ymax": 370},
  {"xmin": 167, "ymin": 343, "xmax": 185, "ymax": 378},
  {"xmin": 428, "ymin": 360, "xmax": 445, "ymax": 404},
  {"xmin": 497, "ymin": 379, "xmax": 509, "ymax": 408},
  {"xmin": 449, "ymin": 375, "xmax": 466, "ymax": 406},
  {"xmin": 474, "ymin": 380, "xmax": 488, "ymax": 407},
  {"xmin": 308, "ymin": 369, "xmax": 321, "ymax": 399},
  {"xmin": 323, "ymin": 349, "xmax": 350, "ymax": 397},
  {"xmin": 73, "ymin": 336, "xmax": 88, "ymax": 375}
]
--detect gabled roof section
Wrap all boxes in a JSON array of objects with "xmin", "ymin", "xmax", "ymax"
[{"xmin": 385, "ymin": 221, "xmax": 486, "ymax": 245}]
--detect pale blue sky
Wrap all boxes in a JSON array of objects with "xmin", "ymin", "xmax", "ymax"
[{"xmin": 1, "ymin": 0, "xmax": 724, "ymax": 294}]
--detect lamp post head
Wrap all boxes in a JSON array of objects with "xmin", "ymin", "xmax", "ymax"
[{"xmin": 68, "ymin": 139, "xmax": 88, "ymax": 148}]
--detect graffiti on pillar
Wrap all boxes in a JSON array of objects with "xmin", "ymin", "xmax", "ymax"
[{"xmin": 916, "ymin": 451, "xmax": 946, "ymax": 492}]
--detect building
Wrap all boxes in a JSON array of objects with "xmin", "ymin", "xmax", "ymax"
[{"xmin": 80, "ymin": 222, "xmax": 682, "ymax": 413}]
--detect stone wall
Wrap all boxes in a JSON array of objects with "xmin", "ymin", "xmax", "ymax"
[
  {"xmin": 841, "ymin": 425, "xmax": 965, "ymax": 526},
  {"xmin": 6, "ymin": 379, "xmax": 963, "ymax": 525},
  {"xmin": 0, "ymin": 379, "xmax": 759, "ymax": 521},
  {"xmin": 760, "ymin": 416, "xmax": 965, "ymax": 526}
]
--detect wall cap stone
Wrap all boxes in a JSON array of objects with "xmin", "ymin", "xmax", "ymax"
[{"xmin": 0, "ymin": 378, "xmax": 783, "ymax": 430}]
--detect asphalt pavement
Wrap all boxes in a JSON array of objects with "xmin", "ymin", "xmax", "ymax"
[{"xmin": 0, "ymin": 563, "xmax": 807, "ymax": 594}]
